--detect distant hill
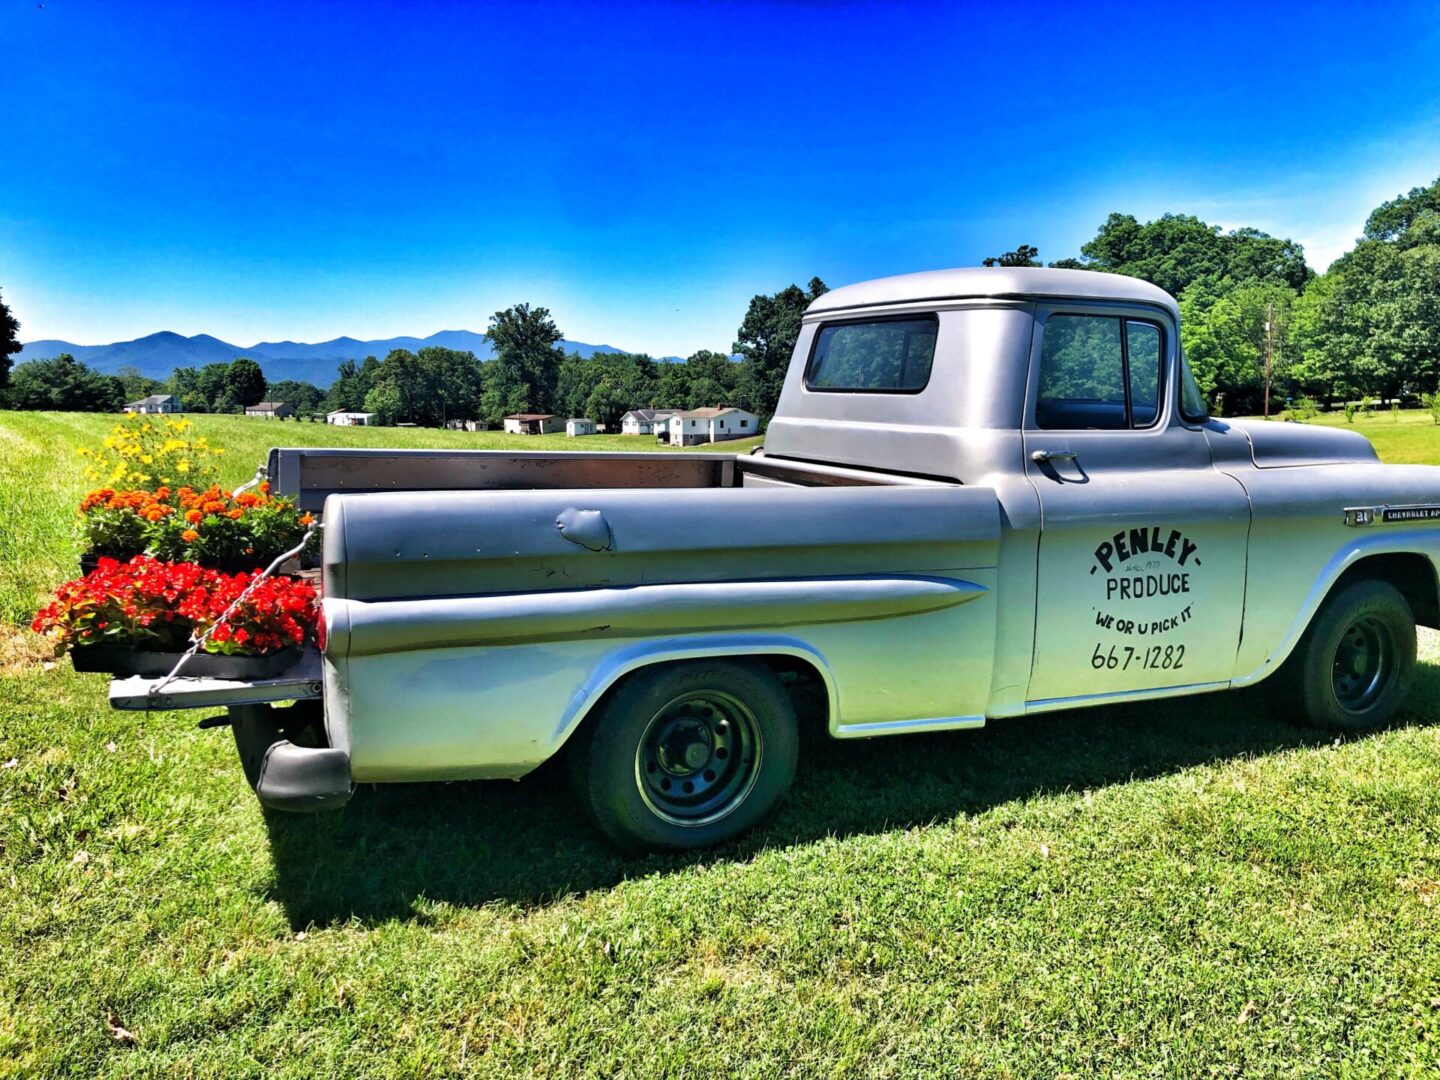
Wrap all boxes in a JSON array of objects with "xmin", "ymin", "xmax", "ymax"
[{"xmin": 16, "ymin": 330, "xmax": 676, "ymax": 387}]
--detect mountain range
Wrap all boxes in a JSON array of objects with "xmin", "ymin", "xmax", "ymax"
[{"xmin": 17, "ymin": 330, "xmax": 673, "ymax": 387}]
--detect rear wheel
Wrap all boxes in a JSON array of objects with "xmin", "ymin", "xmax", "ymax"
[
  {"xmin": 1274, "ymin": 578, "xmax": 1416, "ymax": 732},
  {"xmin": 570, "ymin": 660, "xmax": 798, "ymax": 852}
]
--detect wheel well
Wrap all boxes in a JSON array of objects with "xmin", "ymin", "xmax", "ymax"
[
  {"xmin": 575, "ymin": 653, "xmax": 833, "ymax": 743},
  {"xmin": 1332, "ymin": 553, "xmax": 1440, "ymax": 629}
]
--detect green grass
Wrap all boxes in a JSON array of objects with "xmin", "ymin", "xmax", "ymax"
[{"xmin": 5, "ymin": 409, "xmax": 1440, "ymax": 1076}]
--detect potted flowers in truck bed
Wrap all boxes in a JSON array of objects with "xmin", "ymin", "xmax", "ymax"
[
  {"xmin": 32, "ymin": 556, "xmax": 318, "ymax": 678},
  {"xmin": 79, "ymin": 482, "xmax": 317, "ymax": 575},
  {"xmin": 34, "ymin": 416, "xmax": 321, "ymax": 679}
]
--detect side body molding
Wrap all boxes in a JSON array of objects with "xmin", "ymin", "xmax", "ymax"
[{"xmin": 325, "ymin": 575, "xmax": 987, "ymax": 657}]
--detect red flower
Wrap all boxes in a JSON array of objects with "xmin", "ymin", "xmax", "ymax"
[{"xmin": 31, "ymin": 556, "xmax": 318, "ymax": 658}]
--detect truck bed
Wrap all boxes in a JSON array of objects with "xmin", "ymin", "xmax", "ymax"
[{"xmin": 269, "ymin": 446, "xmax": 953, "ymax": 511}]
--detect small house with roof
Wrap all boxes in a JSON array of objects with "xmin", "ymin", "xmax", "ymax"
[
  {"xmin": 620, "ymin": 408, "xmax": 679, "ymax": 436},
  {"xmin": 326, "ymin": 410, "xmax": 376, "ymax": 426},
  {"xmin": 502, "ymin": 413, "xmax": 564, "ymax": 435},
  {"xmin": 666, "ymin": 407, "xmax": 758, "ymax": 447},
  {"xmin": 245, "ymin": 401, "xmax": 295, "ymax": 419},
  {"xmin": 123, "ymin": 394, "xmax": 178, "ymax": 415}
]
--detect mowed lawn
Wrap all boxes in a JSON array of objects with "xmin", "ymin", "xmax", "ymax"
[{"xmin": 3, "ymin": 410, "xmax": 1440, "ymax": 1076}]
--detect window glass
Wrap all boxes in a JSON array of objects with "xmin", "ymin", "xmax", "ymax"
[
  {"xmin": 807, "ymin": 317, "xmax": 937, "ymax": 392},
  {"xmin": 1036, "ymin": 315, "xmax": 1126, "ymax": 429},
  {"xmin": 1125, "ymin": 321, "xmax": 1162, "ymax": 427},
  {"xmin": 1178, "ymin": 352, "xmax": 1208, "ymax": 421}
]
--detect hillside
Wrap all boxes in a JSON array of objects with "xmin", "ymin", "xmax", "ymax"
[{"xmin": 16, "ymin": 330, "xmax": 666, "ymax": 386}]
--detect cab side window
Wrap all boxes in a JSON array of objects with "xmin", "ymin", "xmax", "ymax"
[{"xmin": 1036, "ymin": 314, "xmax": 1166, "ymax": 430}]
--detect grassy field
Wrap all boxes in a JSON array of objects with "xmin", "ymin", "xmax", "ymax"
[{"xmin": 4, "ymin": 408, "xmax": 1440, "ymax": 1076}]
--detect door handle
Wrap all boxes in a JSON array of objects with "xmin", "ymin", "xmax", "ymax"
[{"xmin": 1031, "ymin": 449, "xmax": 1078, "ymax": 463}]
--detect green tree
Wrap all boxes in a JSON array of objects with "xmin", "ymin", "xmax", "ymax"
[
  {"xmin": 266, "ymin": 379, "xmax": 326, "ymax": 413},
  {"xmin": 1288, "ymin": 275, "xmax": 1356, "ymax": 407},
  {"xmin": 0, "ymin": 286, "xmax": 20, "ymax": 394},
  {"xmin": 7, "ymin": 354, "xmax": 125, "ymax": 411},
  {"xmin": 734, "ymin": 278, "xmax": 827, "ymax": 421},
  {"xmin": 1363, "ymin": 177, "xmax": 1440, "ymax": 242},
  {"xmin": 224, "ymin": 357, "xmax": 267, "ymax": 409},
  {"xmin": 166, "ymin": 367, "xmax": 209, "ymax": 412},
  {"xmin": 1288, "ymin": 178, "xmax": 1440, "ymax": 406},
  {"xmin": 982, "ymin": 244, "xmax": 1041, "ymax": 267},
  {"xmin": 682, "ymin": 349, "xmax": 741, "ymax": 409},
  {"xmin": 324, "ymin": 356, "xmax": 380, "ymax": 413},
  {"xmin": 194, "ymin": 362, "xmax": 232, "ymax": 411},
  {"xmin": 1180, "ymin": 281, "xmax": 1294, "ymax": 415},
  {"xmin": 1069, "ymin": 212, "xmax": 1311, "ymax": 296},
  {"xmin": 483, "ymin": 303, "xmax": 564, "ymax": 418},
  {"xmin": 115, "ymin": 365, "xmax": 164, "ymax": 403}
]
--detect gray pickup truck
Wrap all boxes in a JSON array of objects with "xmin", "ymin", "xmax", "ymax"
[{"xmin": 114, "ymin": 267, "xmax": 1440, "ymax": 851}]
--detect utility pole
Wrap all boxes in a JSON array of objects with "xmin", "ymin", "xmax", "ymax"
[{"xmin": 1263, "ymin": 303, "xmax": 1274, "ymax": 418}]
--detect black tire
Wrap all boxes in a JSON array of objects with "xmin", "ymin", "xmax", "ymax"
[
  {"xmin": 569, "ymin": 660, "xmax": 798, "ymax": 852},
  {"xmin": 1273, "ymin": 578, "xmax": 1416, "ymax": 732}
]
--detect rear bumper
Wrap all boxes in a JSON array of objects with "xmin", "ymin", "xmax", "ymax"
[{"xmin": 230, "ymin": 704, "xmax": 352, "ymax": 812}]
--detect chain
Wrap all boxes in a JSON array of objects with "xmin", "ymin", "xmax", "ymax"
[
  {"xmin": 146, "ymin": 518, "xmax": 321, "ymax": 700},
  {"xmin": 232, "ymin": 462, "xmax": 268, "ymax": 497}
]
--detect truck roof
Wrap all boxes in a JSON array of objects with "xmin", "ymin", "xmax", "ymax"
[{"xmin": 806, "ymin": 267, "xmax": 1178, "ymax": 319}]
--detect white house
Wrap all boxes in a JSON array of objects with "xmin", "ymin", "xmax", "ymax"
[
  {"xmin": 502, "ymin": 413, "xmax": 564, "ymax": 435},
  {"xmin": 245, "ymin": 401, "xmax": 295, "ymax": 419},
  {"xmin": 619, "ymin": 408, "xmax": 679, "ymax": 436},
  {"xmin": 566, "ymin": 418, "xmax": 598, "ymax": 437},
  {"xmin": 327, "ymin": 410, "xmax": 376, "ymax": 426},
  {"xmin": 666, "ymin": 407, "xmax": 759, "ymax": 447},
  {"xmin": 123, "ymin": 394, "xmax": 178, "ymax": 415}
]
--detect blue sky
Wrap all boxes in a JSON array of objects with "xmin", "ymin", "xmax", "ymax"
[{"xmin": 3, "ymin": 0, "xmax": 1439, "ymax": 356}]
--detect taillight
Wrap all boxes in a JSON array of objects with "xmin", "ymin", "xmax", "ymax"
[{"xmin": 316, "ymin": 608, "xmax": 327, "ymax": 652}]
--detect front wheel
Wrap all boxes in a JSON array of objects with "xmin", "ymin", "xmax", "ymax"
[
  {"xmin": 1274, "ymin": 578, "xmax": 1416, "ymax": 732},
  {"xmin": 569, "ymin": 660, "xmax": 799, "ymax": 852}
]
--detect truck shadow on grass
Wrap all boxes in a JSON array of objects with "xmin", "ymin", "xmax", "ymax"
[{"xmin": 262, "ymin": 666, "xmax": 1440, "ymax": 928}]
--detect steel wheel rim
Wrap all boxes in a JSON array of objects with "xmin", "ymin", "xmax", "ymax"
[
  {"xmin": 1331, "ymin": 613, "xmax": 1396, "ymax": 712},
  {"xmin": 634, "ymin": 690, "xmax": 763, "ymax": 827}
]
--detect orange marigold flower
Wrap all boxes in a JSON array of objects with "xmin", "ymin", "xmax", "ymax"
[
  {"xmin": 259, "ymin": 481, "xmax": 271, "ymax": 495},
  {"xmin": 299, "ymin": 512, "xmax": 315, "ymax": 526},
  {"xmin": 227, "ymin": 509, "xmax": 243, "ymax": 520},
  {"xmin": 182, "ymin": 529, "xmax": 199, "ymax": 542},
  {"xmin": 203, "ymin": 500, "xmax": 225, "ymax": 514},
  {"xmin": 144, "ymin": 507, "xmax": 165, "ymax": 522},
  {"xmin": 185, "ymin": 509, "xmax": 203, "ymax": 523}
]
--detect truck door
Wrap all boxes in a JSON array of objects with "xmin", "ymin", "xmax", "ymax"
[{"xmin": 1022, "ymin": 305, "xmax": 1250, "ymax": 706}]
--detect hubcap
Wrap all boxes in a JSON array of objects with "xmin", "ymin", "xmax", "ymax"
[
  {"xmin": 1331, "ymin": 614, "xmax": 1396, "ymax": 712},
  {"xmin": 635, "ymin": 690, "xmax": 763, "ymax": 827}
]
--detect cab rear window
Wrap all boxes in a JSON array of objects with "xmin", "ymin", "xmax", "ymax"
[{"xmin": 805, "ymin": 316, "xmax": 937, "ymax": 393}]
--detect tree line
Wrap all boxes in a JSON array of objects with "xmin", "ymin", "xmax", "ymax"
[
  {"xmin": 0, "ymin": 281, "xmax": 829, "ymax": 428},
  {"xmin": 3, "ymin": 176, "xmax": 1436, "ymax": 421},
  {"xmin": 986, "ymin": 175, "xmax": 1440, "ymax": 415}
]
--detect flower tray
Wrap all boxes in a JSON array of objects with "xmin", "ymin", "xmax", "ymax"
[{"xmin": 69, "ymin": 645, "xmax": 302, "ymax": 679}]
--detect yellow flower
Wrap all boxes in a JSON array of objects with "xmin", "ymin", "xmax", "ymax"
[{"xmin": 177, "ymin": 460, "xmax": 190, "ymax": 473}]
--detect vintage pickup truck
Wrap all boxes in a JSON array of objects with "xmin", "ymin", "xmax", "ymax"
[{"xmin": 113, "ymin": 267, "xmax": 1440, "ymax": 851}]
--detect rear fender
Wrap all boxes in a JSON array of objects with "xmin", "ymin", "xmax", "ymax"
[{"xmin": 551, "ymin": 634, "xmax": 840, "ymax": 748}]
